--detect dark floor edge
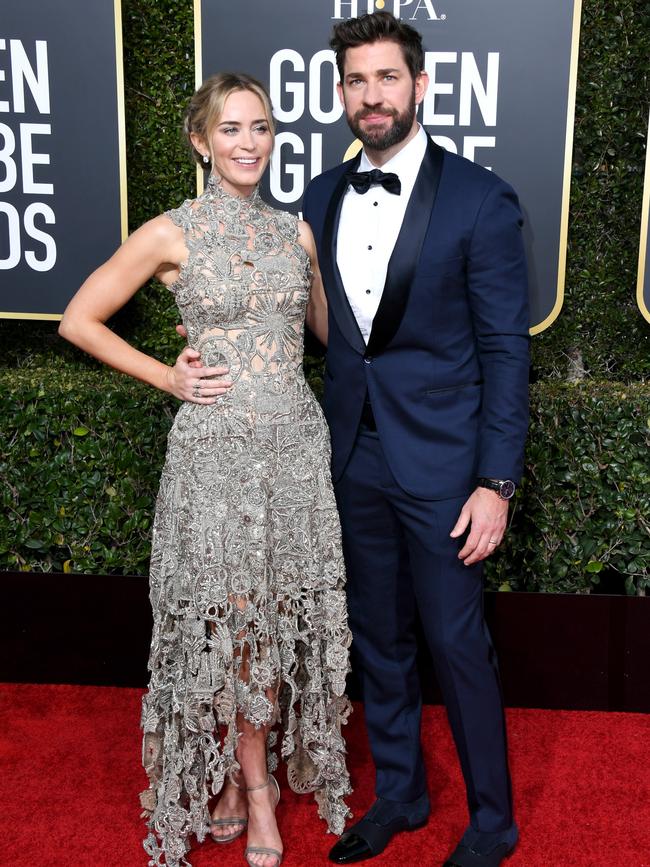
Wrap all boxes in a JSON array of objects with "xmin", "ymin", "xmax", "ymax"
[{"xmin": 2, "ymin": 572, "xmax": 649, "ymax": 712}]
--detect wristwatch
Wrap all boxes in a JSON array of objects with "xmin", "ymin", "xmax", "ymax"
[{"xmin": 477, "ymin": 478, "xmax": 516, "ymax": 500}]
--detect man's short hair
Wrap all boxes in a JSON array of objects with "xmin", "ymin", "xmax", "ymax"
[{"xmin": 330, "ymin": 11, "xmax": 425, "ymax": 82}]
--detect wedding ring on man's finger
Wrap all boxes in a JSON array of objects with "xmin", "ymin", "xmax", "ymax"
[
  {"xmin": 192, "ymin": 381, "xmax": 202, "ymax": 398},
  {"xmin": 488, "ymin": 539, "xmax": 498, "ymax": 545}
]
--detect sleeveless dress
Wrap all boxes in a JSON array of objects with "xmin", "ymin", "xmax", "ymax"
[{"xmin": 139, "ymin": 175, "xmax": 352, "ymax": 867}]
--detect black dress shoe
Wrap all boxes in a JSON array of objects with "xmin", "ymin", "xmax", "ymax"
[
  {"xmin": 443, "ymin": 841, "xmax": 514, "ymax": 867},
  {"xmin": 329, "ymin": 809, "xmax": 427, "ymax": 863}
]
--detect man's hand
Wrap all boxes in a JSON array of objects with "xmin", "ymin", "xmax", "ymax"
[
  {"xmin": 450, "ymin": 487, "xmax": 509, "ymax": 566},
  {"xmin": 175, "ymin": 323, "xmax": 202, "ymax": 366},
  {"xmin": 166, "ymin": 344, "xmax": 232, "ymax": 404}
]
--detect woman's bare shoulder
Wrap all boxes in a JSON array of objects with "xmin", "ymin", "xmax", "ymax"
[{"xmin": 121, "ymin": 213, "xmax": 185, "ymax": 255}]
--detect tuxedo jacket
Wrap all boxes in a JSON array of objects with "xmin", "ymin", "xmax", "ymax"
[{"xmin": 302, "ymin": 138, "xmax": 530, "ymax": 500}]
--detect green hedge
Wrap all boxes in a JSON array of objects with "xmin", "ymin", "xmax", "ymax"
[
  {"xmin": 1, "ymin": 370, "xmax": 648, "ymax": 594},
  {"xmin": 493, "ymin": 382, "xmax": 650, "ymax": 595},
  {"xmin": 0, "ymin": 370, "xmax": 175, "ymax": 575},
  {"xmin": 531, "ymin": 0, "xmax": 650, "ymax": 380}
]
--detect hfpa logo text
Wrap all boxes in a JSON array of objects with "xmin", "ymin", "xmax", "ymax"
[{"xmin": 332, "ymin": 1, "xmax": 446, "ymax": 21}]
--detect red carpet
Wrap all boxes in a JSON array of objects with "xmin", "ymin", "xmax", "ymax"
[{"xmin": 1, "ymin": 683, "xmax": 648, "ymax": 866}]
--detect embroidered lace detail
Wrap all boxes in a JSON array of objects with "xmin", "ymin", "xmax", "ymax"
[{"xmin": 140, "ymin": 176, "xmax": 352, "ymax": 866}]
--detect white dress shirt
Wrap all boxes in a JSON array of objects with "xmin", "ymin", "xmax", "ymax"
[{"xmin": 336, "ymin": 125, "xmax": 428, "ymax": 343}]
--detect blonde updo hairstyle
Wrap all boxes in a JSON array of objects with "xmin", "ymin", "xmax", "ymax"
[{"xmin": 184, "ymin": 72, "xmax": 275, "ymax": 170}]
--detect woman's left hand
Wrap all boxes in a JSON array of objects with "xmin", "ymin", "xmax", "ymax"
[{"xmin": 166, "ymin": 346, "xmax": 233, "ymax": 404}]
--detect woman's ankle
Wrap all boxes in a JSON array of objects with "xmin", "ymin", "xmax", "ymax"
[{"xmin": 246, "ymin": 774, "xmax": 272, "ymax": 792}]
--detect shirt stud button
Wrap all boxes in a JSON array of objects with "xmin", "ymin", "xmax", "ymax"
[
  {"xmin": 367, "ymin": 245, "xmax": 373, "ymax": 250},
  {"xmin": 373, "ymin": 201, "xmax": 378, "ymax": 206},
  {"xmin": 365, "ymin": 289, "xmax": 371, "ymax": 294}
]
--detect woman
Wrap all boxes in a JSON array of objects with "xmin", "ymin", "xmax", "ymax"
[{"xmin": 59, "ymin": 73, "xmax": 351, "ymax": 867}]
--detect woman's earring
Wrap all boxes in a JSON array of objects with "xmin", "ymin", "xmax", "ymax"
[{"xmin": 202, "ymin": 154, "xmax": 209, "ymax": 164}]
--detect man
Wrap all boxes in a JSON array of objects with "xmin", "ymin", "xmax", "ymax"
[{"xmin": 301, "ymin": 12, "xmax": 529, "ymax": 867}]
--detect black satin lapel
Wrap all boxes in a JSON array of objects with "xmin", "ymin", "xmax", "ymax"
[
  {"xmin": 365, "ymin": 138, "xmax": 445, "ymax": 357},
  {"xmin": 320, "ymin": 154, "xmax": 366, "ymax": 355}
]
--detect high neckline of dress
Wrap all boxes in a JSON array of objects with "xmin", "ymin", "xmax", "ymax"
[{"xmin": 204, "ymin": 173, "xmax": 261, "ymax": 208}]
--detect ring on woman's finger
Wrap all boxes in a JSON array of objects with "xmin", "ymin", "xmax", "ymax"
[
  {"xmin": 488, "ymin": 539, "xmax": 498, "ymax": 545},
  {"xmin": 192, "ymin": 381, "xmax": 202, "ymax": 398}
]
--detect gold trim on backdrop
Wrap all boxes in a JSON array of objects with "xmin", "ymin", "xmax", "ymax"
[
  {"xmin": 114, "ymin": 0, "xmax": 128, "ymax": 241},
  {"xmin": 195, "ymin": 164, "xmax": 204, "ymax": 195},
  {"xmin": 1, "ymin": 0, "xmax": 129, "ymax": 321},
  {"xmin": 636, "ymin": 110, "xmax": 650, "ymax": 325},
  {"xmin": 194, "ymin": 0, "xmax": 204, "ymax": 196},
  {"xmin": 0, "ymin": 312, "xmax": 62, "ymax": 321},
  {"xmin": 530, "ymin": 0, "xmax": 582, "ymax": 336}
]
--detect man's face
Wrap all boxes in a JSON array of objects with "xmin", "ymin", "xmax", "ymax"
[{"xmin": 337, "ymin": 39, "xmax": 427, "ymax": 152}]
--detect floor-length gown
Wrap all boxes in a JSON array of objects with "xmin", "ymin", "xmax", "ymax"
[{"xmin": 138, "ymin": 175, "xmax": 352, "ymax": 867}]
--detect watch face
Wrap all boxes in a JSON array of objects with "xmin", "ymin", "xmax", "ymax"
[{"xmin": 500, "ymin": 480, "xmax": 516, "ymax": 500}]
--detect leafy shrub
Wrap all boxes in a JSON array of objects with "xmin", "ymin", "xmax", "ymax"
[
  {"xmin": 488, "ymin": 382, "xmax": 650, "ymax": 595},
  {"xmin": 0, "ymin": 369, "xmax": 174, "ymax": 574},
  {"xmin": 1, "ymin": 371, "xmax": 648, "ymax": 594},
  {"xmin": 532, "ymin": 1, "xmax": 650, "ymax": 381}
]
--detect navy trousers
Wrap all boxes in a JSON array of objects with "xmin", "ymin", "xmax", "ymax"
[{"xmin": 335, "ymin": 430, "xmax": 513, "ymax": 832}]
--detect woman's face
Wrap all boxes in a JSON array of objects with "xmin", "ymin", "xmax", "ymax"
[{"xmin": 199, "ymin": 89, "xmax": 273, "ymax": 197}]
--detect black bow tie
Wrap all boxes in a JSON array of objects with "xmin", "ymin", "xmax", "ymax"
[{"xmin": 346, "ymin": 168, "xmax": 401, "ymax": 196}]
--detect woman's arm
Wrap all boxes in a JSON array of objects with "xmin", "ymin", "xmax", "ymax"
[
  {"xmin": 59, "ymin": 215, "xmax": 229, "ymax": 403},
  {"xmin": 298, "ymin": 220, "xmax": 328, "ymax": 347}
]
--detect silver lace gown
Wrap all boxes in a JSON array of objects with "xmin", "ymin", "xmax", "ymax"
[{"xmin": 139, "ymin": 176, "xmax": 352, "ymax": 867}]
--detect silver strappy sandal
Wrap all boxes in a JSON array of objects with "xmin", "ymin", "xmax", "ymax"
[
  {"xmin": 244, "ymin": 774, "xmax": 283, "ymax": 867},
  {"xmin": 210, "ymin": 774, "xmax": 248, "ymax": 844}
]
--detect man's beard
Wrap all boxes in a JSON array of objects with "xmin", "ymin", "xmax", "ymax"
[{"xmin": 347, "ymin": 90, "xmax": 416, "ymax": 151}]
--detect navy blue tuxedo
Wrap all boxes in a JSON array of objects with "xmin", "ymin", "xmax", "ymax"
[
  {"xmin": 303, "ymin": 138, "xmax": 529, "ymax": 498},
  {"xmin": 303, "ymin": 137, "xmax": 529, "ymax": 835}
]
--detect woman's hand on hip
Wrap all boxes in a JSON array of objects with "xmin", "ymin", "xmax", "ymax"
[{"xmin": 166, "ymin": 346, "xmax": 233, "ymax": 404}]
